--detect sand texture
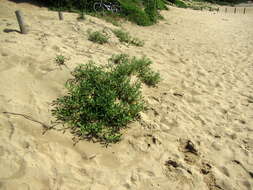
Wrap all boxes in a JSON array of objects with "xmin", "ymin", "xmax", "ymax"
[{"xmin": 0, "ymin": 0, "xmax": 253, "ymax": 189}]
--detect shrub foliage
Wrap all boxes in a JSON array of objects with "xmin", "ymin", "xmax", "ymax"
[
  {"xmin": 37, "ymin": 0, "xmax": 168, "ymax": 26},
  {"xmin": 112, "ymin": 29, "xmax": 144, "ymax": 46},
  {"xmin": 87, "ymin": 30, "xmax": 109, "ymax": 44},
  {"xmin": 51, "ymin": 54, "xmax": 160, "ymax": 143}
]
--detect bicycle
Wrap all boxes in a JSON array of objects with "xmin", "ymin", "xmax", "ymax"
[{"xmin": 93, "ymin": 0, "xmax": 121, "ymax": 13}]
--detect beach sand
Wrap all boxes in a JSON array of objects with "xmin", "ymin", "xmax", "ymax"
[{"xmin": 0, "ymin": 0, "xmax": 252, "ymax": 189}]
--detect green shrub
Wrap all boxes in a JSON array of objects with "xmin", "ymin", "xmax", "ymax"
[
  {"xmin": 38, "ymin": 0, "xmax": 168, "ymax": 26},
  {"xmin": 112, "ymin": 29, "xmax": 131, "ymax": 43},
  {"xmin": 157, "ymin": 0, "xmax": 169, "ymax": 10},
  {"xmin": 55, "ymin": 55, "xmax": 66, "ymax": 65},
  {"xmin": 51, "ymin": 54, "xmax": 160, "ymax": 144},
  {"xmin": 144, "ymin": 0, "xmax": 159, "ymax": 23},
  {"xmin": 139, "ymin": 69, "xmax": 161, "ymax": 86},
  {"xmin": 169, "ymin": 0, "xmax": 188, "ymax": 8},
  {"xmin": 112, "ymin": 29, "xmax": 144, "ymax": 46},
  {"xmin": 109, "ymin": 54, "xmax": 161, "ymax": 86},
  {"xmin": 108, "ymin": 53, "xmax": 130, "ymax": 64},
  {"xmin": 119, "ymin": 0, "xmax": 153, "ymax": 26},
  {"xmin": 87, "ymin": 30, "xmax": 109, "ymax": 44}
]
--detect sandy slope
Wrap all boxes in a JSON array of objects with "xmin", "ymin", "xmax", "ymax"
[{"xmin": 0, "ymin": 0, "xmax": 253, "ymax": 190}]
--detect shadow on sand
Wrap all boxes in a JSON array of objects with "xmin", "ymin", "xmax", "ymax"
[{"xmin": 3, "ymin": 28, "xmax": 20, "ymax": 33}]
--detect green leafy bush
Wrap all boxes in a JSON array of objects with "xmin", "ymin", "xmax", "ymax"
[
  {"xmin": 157, "ymin": 0, "xmax": 169, "ymax": 10},
  {"xmin": 112, "ymin": 29, "xmax": 144, "ymax": 46},
  {"xmin": 87, "ymin": 30, "xmax": 109, "ymax": 44},
  {"xmin": 37, "ymin": 0, "xmax": 168, "ymax": 26},
  {"xmin": 109, "ymin": 54, "xmax": 161, "ymax": 86},
  {"xmin": 144, "ymin": 0, "xmax": 160, "ymax": 23},
  {"xmin": 51, "ymin": 54, "xmax": 160, "ymax": 144},
  {"xmin": 119, "ymin": 0, "xmax": 153, "ymax": 26}
]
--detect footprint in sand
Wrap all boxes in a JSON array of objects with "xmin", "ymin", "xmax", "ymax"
[
  {"xmin": 0, "ymin": 53, "xmax": 19, "ymax": 72},
  {"xmin": 0, "ymin": 149, "xmax": 26, "ymax": 180},
  {"xmin": 21, "ymin": 56, "xmax": 55, "ymax": 79}
]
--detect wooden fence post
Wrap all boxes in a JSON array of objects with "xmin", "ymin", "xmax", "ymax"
[
  {"xmin": 58, "ymin": 11, "xmax": 63, "ymax": 20},
  {"xmin": 217, "ymin": 7, "xmax": 219, "ymax": 13},
  {"xmin": 225, "ymin": 7, "xmax": 227, "ymax": 13},
  {"xmin": 15, "ymin": 10, "xmax": 28, "ymax": 34},
  {"xmin": 234, "ymin": 7, "xmax": 236, "ymax": 14},
  {"xmin": 243, "ymin": 8, "xmax": 246, "ymax": 14}
]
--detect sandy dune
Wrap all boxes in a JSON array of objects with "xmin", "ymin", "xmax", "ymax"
[{"xmin": 0, "ymin": 0, "xmax": 253, "ymax": 190}]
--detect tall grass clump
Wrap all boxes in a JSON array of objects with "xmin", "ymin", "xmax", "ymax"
[
  {"xmin": 51, "ymin": 54, "xmax": 160, "ymax": 144},
  {"xmin": 87, "ymin": 30, "xmax": 109, "ymax": 44},
  {"xmin": 112, "ymin": 29, "xmax": 144, "ymax": 46}
]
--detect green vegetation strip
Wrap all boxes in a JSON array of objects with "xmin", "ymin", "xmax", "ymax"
[{"xmin": 112, "ymin": 29, "xmax": 144, "ymax": 47}]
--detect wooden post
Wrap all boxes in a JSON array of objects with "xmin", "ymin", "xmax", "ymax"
[
  {"xmin": 15, "ymin": 10, "xmax": 28, "ymax": 34},
  {"xmin": 217, "ymin": 7, "xmax": 219, "ymax": 13},
  {"xmin": 243, "ymin": 8, "xmax": 246, "ymax": 14},
  {"xmin": 201, "ymin": 7, "xmax": 203, "ymax": 11},
  {"xmin": 58, "ymin": 11, "xmax": 63, "ymax": 20},
  {"xmin": 234, "ymin": 7, "xmax": 236, "ymax": 14},
  {"xmin": 209, "ymin": 7, "xmax": 212, "ymax": 11},
  {"xmin": 225, "ymin": 7, "xmax": 227, "ymax": 13}
]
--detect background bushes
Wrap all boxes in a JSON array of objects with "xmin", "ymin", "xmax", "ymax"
[{"xmin": 37, "ymin": 0, "xmax": 168, "ymax": 26}]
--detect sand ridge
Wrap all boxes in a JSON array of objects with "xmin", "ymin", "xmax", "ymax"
[{"xmin": 0, "ymin": 0, "xmax": 253, "ymax": 189}]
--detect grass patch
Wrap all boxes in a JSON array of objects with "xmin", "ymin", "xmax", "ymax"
[
  {"xmin": 87, "ymin": 30, "xmax": 109, "ymax": 44},
  {"xmin": 104, "ymin": 16, "xmax": 121, "ymax": 27},
  {"xmin": 112, "ymin": 29, "xmax": 144, "ymax": 47},
  {"xmin": 77, "ymin": 11, "xmax": 86, "ymax": 20},
  {"xmin": 55, "ymin": 55, "xmax": 66, "ymax": 65},
  {"xmin": 172, "ymin": 0, "xmax": 188, "ymax": 8},
  {"xmin": 91, "ymin": 12, "xmax": 122, "ymax": 26},
  {"xmin": 51, "ymin": 54, "xmax": 160, "ymax": 144}
]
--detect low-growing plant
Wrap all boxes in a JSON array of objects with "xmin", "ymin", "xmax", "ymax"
[
  {"xmin": 112, "ymin": 29, "xmax": 131, "ymax": 43},
  {"xmin": 169, "ymin": 0, "xmax": 188, "ymax": 8},
  {"xmin": 87, "ymin": 30, "xmax": 109, "ymax": 44},
  {"xmin": 77, "ymin": 11, "xmax": 86, "ymax": 20},
  {"xmin": 108, "ymin": 54, "xmax": 161, "ymax": 86},
  {"xmin": 112, "ymin": 29, "xmax": 144, "ymax": 47},
  {"xmin": 51, "ymin": 54, "xmax": 160, "ymax": 144},
  {"xmin": 55, "ymin": 54, "xmax": 66, "ymax": 65},
  {"xmin": 131, "ymin": 37, "xmax": 145, "ymax": 47},
  {"xmin": 101, "ymin": 12, "xmax": 121, "ymax": 26},
  {"xmin": 104, "ymin": 16, "xmax": 121, "ymax": 26},
  {"xmin": 109, "ymin": 53, "xmax": 130, "ymax": 65}
]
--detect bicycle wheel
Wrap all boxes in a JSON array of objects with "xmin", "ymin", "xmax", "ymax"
[{"xmin": 93, "ymin": 2, "xmax": 104, "ymax": 12}]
